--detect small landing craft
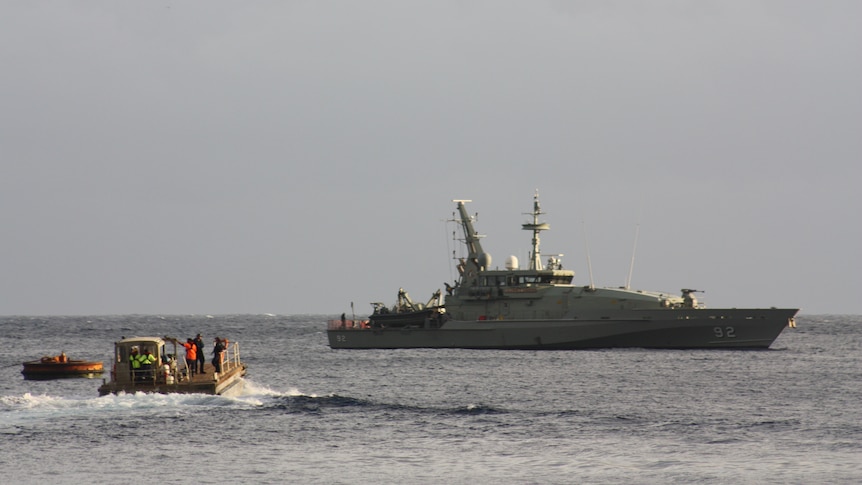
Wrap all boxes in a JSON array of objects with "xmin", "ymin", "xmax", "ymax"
[
  {"xmin": 329, "ymin": 194, "xmax": 798, "ymax": 350},
  {"xmin": 22, "ymin": 354, "xmax": 103, "ymax": 379},
  {"xmin": 98, "ymin": 336, "xmax": 246, "ymax": 396}
]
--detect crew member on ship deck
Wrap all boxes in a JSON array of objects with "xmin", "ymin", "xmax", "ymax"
[{"xmin": 181, "ymin": 339, "xmax": 197, "ymax": 378}]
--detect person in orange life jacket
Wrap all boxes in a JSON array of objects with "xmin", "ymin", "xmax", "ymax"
[
  {"xmin": 194, "ymin": 333, "xmax": 206, "ymax": 374},
  {"xmin": 181, "ymin": 338, "xmax": 197, "ymax": 377}
]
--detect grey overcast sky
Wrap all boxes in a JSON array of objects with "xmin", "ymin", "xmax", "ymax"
[{"xmin": 1, "ymin": 1, "xmax": 860, "ymax": 316}]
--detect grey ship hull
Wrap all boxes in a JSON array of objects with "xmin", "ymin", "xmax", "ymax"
[{"xmin": 328, "ymin": 308, "xmax": 797, "ymax": 350}]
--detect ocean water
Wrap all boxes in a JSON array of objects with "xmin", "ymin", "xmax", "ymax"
[{"xmin": 0, "ymin": 314, "xmax": 859, "ymax": 484}]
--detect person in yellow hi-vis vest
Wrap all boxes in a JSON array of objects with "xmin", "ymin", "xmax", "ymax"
[{"xmin": 129, "ymin": 346, "xmax": 145, "ymax": 381}]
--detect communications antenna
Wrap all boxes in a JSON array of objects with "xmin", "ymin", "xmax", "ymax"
[
  {"xmin": 582, "ymin": 220, "xmax": 595, "ymax": 289},
  {"xmin": 625, "ymin": 223, "xmax": 640, "ymax": 289}
]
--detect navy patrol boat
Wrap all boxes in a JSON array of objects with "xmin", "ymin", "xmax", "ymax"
[{"xmin": 328, "ymin": 194, "xmax": 798, "ymax": 350}]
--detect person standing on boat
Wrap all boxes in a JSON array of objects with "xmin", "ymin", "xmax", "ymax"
[
  {"xmin": 129, "ymin": 346, "xmax": 143, "ymax": 381},
  {"xmin": 141, "ymin": 348, "xmax": 156, "ymax": 380},
  {"xmin": 194, "ymin": 334, "xmax": 205, "ymax": 374},
  {"xmin": 180, "ymin": 338, "xmax": 197, "ymax": 378},
  {"xmin": 212, "ymin": 337, "xmax": 226, "ymax": 373}
]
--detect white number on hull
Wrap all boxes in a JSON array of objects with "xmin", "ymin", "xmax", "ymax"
[
  {"xmin": 713, "ymin": 326, "xmax": 736, "ymax": 338},
  {"xmin": 335, "ymin": 335, "xmax": 347, "ymax": 343}
]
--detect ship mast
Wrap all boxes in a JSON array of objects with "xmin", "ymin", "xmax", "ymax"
[{"xmin": 522, "ymin": 191, "xmax": 550, "ymax": 271}]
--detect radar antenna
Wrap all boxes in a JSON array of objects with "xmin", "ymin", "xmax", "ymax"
[{"xmin": 522, "ymin": 190, "xmax": 550, "ymax": 271}]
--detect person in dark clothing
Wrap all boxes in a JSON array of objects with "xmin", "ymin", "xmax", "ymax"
[
  {"xmin": 212, "ymin": 337, "xmax": 226, "ymax": 373},
  {"xmin": 194, "ymin": 334, "xmax": 205, "ymax": 374}
]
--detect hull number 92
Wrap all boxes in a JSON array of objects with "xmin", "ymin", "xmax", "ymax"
[{"xmin": 713, "ymin": 326, "xmax": 736, "ymax": 338}]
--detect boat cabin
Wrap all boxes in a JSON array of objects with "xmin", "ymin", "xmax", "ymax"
[{"xmin": 109, "ymin": 336, "xmax": 180, "ymax": 386}]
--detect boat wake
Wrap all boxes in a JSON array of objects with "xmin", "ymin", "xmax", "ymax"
[
  {"xmin": 232, "ymin": 380, "xmax": 507, "ymax": 415},
  {"xmin": 1, "ymin": 382, "xmax": 508, "ymax": 428},
  {"xmin": 0, "ymin": 380, "xmax": 287, "ymax": 423},
  {"xmin": 253, "ymin": 392, "xmax": 506, "ymax": 417},
  {"xmin": 1, "ymin": 391, "xmax": 237, "ymax": 416}
]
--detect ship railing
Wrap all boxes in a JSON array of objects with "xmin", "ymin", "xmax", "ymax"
[
  {"xmin": 220, "ymin": 342, "xmax": 241, "ymax": 372},
  {"xmin": 327, "ymin": 319, "xmax": 370, "ymax": 330},
  {"xmin": 180, "ymin": 359, "xmax": 193, "ymax": 381},
  {"xmin": 128, "ymin": 365, "xmax": 161, "ymax": 387}
]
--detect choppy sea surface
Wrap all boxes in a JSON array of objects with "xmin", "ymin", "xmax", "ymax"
[{"xmin": 0, "ymin": 314, "xmax": 859, "ymax": 484}]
